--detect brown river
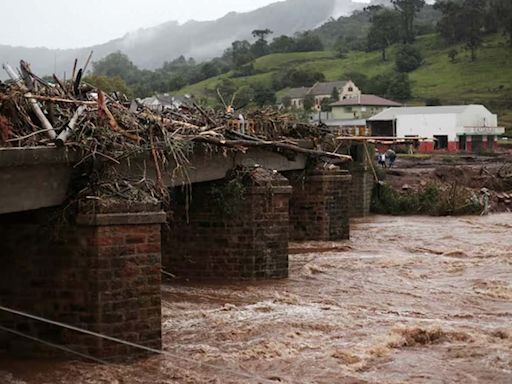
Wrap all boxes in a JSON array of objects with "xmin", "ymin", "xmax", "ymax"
[{"xmin": 1, "ymin": 214, "xmax": 511, "ymax": 383}]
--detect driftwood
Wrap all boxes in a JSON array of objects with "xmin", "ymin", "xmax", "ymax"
[
  {"xmin": 1, "ymin": 58, "xmax": 353, "ymax": 205},
  {"xmin": 24, "ymin": 94, "xmax": 97, "ymax": 105},
  {"xmin": 189, "ymin": 136, "xmax": 352, "ymax": 161},
  {"xmin": 97, "ymin": 90, "xmax": 141, "ymax": 143}
]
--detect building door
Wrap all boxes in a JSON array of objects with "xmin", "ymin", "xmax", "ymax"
[
  {"xmin": 458, "ymin": 135, "xmax": 467, "ymax": 151},
  {"xmin": 487, "ymin": 135, "xmax": 495, "ymax": 151},
  {"xmin": 472, "ymin": 135, "xmax": 483, "ymax": 153},
  {"xmin": 434, "ymin": 135, "xmax": 448, "ymax": 150}
]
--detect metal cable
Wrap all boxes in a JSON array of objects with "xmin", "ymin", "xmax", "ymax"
[
  {"xmin": 0, "ymin": 325, "xmax": 106, "ymax": 364},
  {"xmin": 0, "ymin": 305, "xmax": 282, "ymax": 384}
]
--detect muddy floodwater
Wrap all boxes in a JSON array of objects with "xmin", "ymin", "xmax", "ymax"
[{"xmin": 1, "ymin": 215, "xmax": 512, "ymax": 383}]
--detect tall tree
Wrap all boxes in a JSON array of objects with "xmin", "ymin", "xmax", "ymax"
[
  {"xmin": 462, "ymin": 0, "xmax": 486, "ymax": 61},
  {"xmin": 366, "ymin": 5, "xmax": 402, "ymax": 61},
  {"xmin": 269, "ymin": 35, "xmax": 296, "ymax": 53},
  {"xmin": 391, "ymin": 0, "xmax": 426, "ymax": 43},
  {"xmin": 251, "ymin": 29, "xmax": 274, "ymax": 57},
  {"xmin": 435, "ymin": 0, "xmax": 486, "ymax": 61},
  {"xmin": 489, "ymin": 0, "xmax": 512, "ymax": 46},
  {"xmin": 331, "ymin": 86, "xmax": 340, "ymax": 102},
  {"xmin": 92, "ymin": 51, "xmax": 140, "ymax": 84},
  {"xmin": 231, "ymin": 40, "xmax": 254, "ymax": 67},
  {"xmin": 252, "ymin": 29, "xmax": 273, "ymax": 41}
]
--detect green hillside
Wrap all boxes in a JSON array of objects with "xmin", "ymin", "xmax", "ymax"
[{"xmin": 179, "ymin": 34, "xmax": 512, "ymax": 132}]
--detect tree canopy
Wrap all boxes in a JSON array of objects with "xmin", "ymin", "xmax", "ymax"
[{"xmin": 391, "ymin": 0, "xmax": 426, "ymax": 43}]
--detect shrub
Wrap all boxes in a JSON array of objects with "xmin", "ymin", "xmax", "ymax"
[
  {"xmin": 371, "ymin": 182, "xmax": 483, "ymax": 216},
  {"xmin": 396, "ymin": 44, "xmax": 424, "ymax": 73}
]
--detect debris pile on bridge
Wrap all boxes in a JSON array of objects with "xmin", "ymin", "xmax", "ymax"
[
  {"xmin": 0, "ymin": 61, "xmax": 349, "ymax": 155},
  {"xmin": 0, "ymin": 60, "xmax": 350, "ymax": 201}
]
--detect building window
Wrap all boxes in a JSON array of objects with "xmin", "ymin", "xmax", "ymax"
[
  {"xmin": 345, "ymin": 107, "xmax": 352, "ymax": 112},
  {"xmin": 434, "ymin": 135, "xmax": 448, "ymax": 150},
  {"xmin": 348, "ymin": 87, "xmax": 353, "ymax": 92}
]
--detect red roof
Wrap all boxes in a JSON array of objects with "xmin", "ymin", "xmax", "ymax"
[{"xmin": 330, "ymin": 94, "xmax": 401, "ymax": 107}]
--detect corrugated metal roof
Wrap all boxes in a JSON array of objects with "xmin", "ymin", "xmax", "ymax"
[{"xmin": 368, "ymin": 105, "xmax": 474, "ymax": 121}]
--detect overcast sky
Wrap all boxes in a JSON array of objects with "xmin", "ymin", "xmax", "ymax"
[{"xmin": 1, "ymin": 0, "xmax": 304, "ymax": 49}]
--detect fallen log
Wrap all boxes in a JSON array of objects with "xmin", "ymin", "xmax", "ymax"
[
  {"xmin": 23, "ymin": 94, "xmax": 97, "ymax": 105},
  {"xmin": 188, "ymin": 136, "xmax": 352, "ymax": 161}
]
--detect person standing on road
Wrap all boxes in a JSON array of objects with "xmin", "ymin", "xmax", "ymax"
[
  {"xmin": 379, "ymin": 152, "xmax": 387, "ymax": 168},
  {"xmin": 386, "ymin": 148, "xmax": 397, "ymax": 168}
]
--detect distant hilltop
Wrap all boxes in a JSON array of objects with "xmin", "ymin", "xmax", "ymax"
[{"xmin": 0, "ymin": 0, "xmax": 366, "ymax": 79}]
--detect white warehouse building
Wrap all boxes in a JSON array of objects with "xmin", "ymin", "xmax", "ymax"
[{"xmin": 367, "ymin": 105, "xmax": 505, "ymax": 153}]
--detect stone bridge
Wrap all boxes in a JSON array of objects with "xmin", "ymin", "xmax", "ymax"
[{"xmin": 0, "ymin": 144, "xmax": 373, "ymax": 359}]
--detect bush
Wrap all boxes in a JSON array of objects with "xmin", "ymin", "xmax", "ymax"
[
  {"xmin": 231, "ymin": 63, "xmax": 257, "ymax": 78},
  {"xmin": 395, "ymin": 44, "xmax": 424, "ymax": 73},
  {"xmin": 271, "ymin": 68, "xmax": 325, "ymax": 90},
  {"xmin": 371, "ymin": 182, "xmax": 483, "ymax": 216},
  {"xmin": 425, "ymin": 97, "xmax": 442, "ymax": 106},
  {"xmin": 386, "ymin": 73, "xmax": 412, "ymax": 101}
]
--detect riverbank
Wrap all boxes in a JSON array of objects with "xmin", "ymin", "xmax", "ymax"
[{"xmin": 372, "ymin": 153, "xmax": 512, "ymax": 215}]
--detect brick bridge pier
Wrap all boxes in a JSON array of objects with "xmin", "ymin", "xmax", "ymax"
[{"xmin": 0, "ymin": 147, "xmax": 372, "ymax": 359}]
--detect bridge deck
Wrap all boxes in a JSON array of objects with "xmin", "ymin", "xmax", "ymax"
[{"xmin": 0, "ymin": 147, "xmax": 307, "ymax": 214}]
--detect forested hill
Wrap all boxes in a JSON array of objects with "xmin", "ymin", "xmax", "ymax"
[
  {"xmin": 0, "ymin": 0, "xmax": 364, "ymax": 78},
  {"xmin": 178, "ymin": 33, "xmax": 512, "ymax": 129}
]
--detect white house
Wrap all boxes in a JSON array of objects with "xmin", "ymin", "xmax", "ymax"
[
  {"xmin": 141, "ymin": 95, "xmax": 188, "ymax": 112},
  {"xmin": 288, "ymin": 80, "xmax": 361, "ymax": 110},
  {"xmin": 367, "ymin": 105, "xmax": 505, "ymax": 153}
]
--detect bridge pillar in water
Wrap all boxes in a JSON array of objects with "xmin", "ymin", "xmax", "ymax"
[
  {"xmin": 284, "ymin": 166, "xmax": 352, "ymax": 241},
  {"xmin": 162, "ymin": 168, "xmax": 292, "ymax": 280},
  {"xmin": 0, "ymin": 200, "xmax": 165, "ymax": 359},
  {"xmin": 344, "ymin": 144, "xmax": 374, "ymax": 218}
]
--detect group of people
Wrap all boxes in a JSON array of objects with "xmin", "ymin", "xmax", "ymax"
[{"xmin": 376, "ymin": 148, "xmax": 397, "ymax": 168}]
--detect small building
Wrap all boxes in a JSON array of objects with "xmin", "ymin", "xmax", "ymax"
[
  {"xmin": 367, "ymin": 105, "xmax": 505, "ymax": 153},
  {"xmin": 330, "ymin": 94, "xmax": 401, "ymax": 120},
  {"xmin": 141, "ymin": 94, "xmax": 188, "ymax": 112},
  {"xmin": 288, "ymin": 87, "xmax": 310, "ymax": 109},
  {"xmin": 288, "ymin": 80, "xmax": 361, "ymax": 110}
]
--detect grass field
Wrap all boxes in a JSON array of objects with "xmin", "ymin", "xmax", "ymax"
[{"xmin": 179, "ymin": 34, "xmax": 512, "ymax": 133}]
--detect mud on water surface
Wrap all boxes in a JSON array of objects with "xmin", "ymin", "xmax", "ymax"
[{"xmin": 1, "ymin": 214, "xmax": 512, "ymax": 383}]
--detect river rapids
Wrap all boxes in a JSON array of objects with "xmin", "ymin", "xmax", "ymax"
[{"xmin": 1, "ymin": 214, "xmax": 511, "ymax": 383}]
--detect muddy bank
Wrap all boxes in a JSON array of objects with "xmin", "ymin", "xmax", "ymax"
[
  {"xmin": 376, "ymin": 155, "xmax": 512, "ymax": 214},
  {"xmin": 1, "ymin": 214, "xmax": 511, "ymax": 383}
]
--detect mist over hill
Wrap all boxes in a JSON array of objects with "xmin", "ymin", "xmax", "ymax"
[{"xmin": 0, "ymin": 0, "xmax": 366, "ymax": 79}]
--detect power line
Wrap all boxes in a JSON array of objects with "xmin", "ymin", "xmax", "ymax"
[{"xmin": 0, "ymin": 305, "xmax": 282, "ymax": 384}]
